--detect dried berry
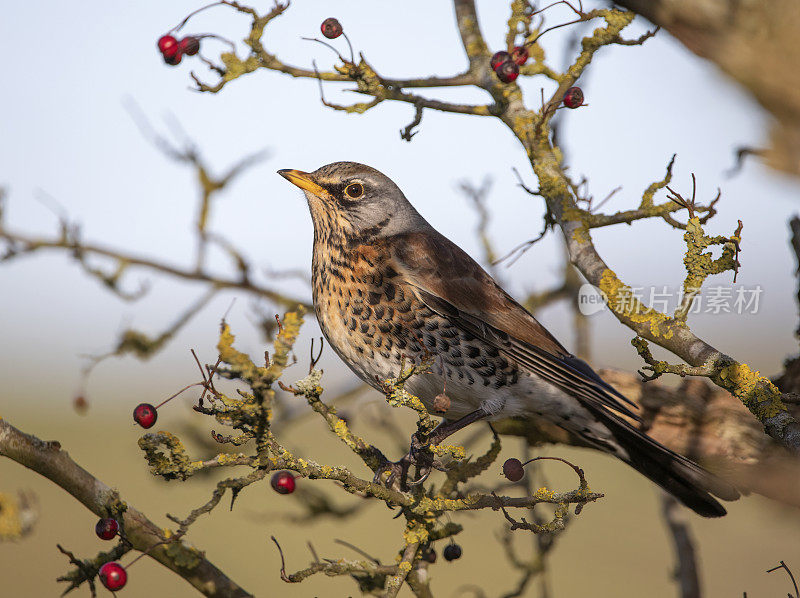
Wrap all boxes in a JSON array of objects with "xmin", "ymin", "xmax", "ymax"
[
  {"xmin": 432, "ymin": 392, "xmax": 450, "ymax": 413},
  {"xmin": 490, "ymin": 50, "xmax": 511, "ymax": 70},
  {"xmin": 511, "ymin": 46, "xmax": 529, "ymax": 66},
  {"xmin": 443, "ymin": 543, "xmax": 462, "ymax": 561},
  {"xmin": 563, "ymin": 86, "xmax": 584, "ymax": 109},
  {"xmin": 179, "ymin": 36, "xmax": 200, "ymax": 56},
  {"xmin": 98, "ymin": 562, "xmax": 127, "ymax": 591},
  {"xmin": 494, "ymin": 61, "xmax": 519, "ymax": 83},
  {"xmin": 502, "ymin": 458, "xmax": 525, "ymax": 482},
  {"xmin": 163, "ymin": 51, "xmax": 183, "ymax": 66},
  {"xmin": 73, "ymin": 395, "xmax": 88, "ymax": 414},
  {"xmin": 271, "ymin": 471, "xmax": 296, "ymax": 495},
  {"xmin": 95, "ymin": 518, "xmax": 119, "ymax": 541},
  {"xmin": 321, "ymin": 17, "xmax": 343, "ymax": 39},
  {"xmin": 133, "ymin": 403, "xmax": 157, "ymax": 429}
]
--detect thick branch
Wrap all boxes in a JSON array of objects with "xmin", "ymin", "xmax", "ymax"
[
  {"xmin": 460, "ymin": 7, "xmax": 800, "ymax": 451},
  {"xmin": 0, "ymin": 418, "xmax": 251, "ymax": 598},
  {"xmin": 532, "ymin": 138, "xmax": 800, "ymax": 451}
]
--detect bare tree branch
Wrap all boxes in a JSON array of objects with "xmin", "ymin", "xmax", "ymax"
[{"xmin": 0, "ymin": 418, "xmax": 252, "ymax": 598}]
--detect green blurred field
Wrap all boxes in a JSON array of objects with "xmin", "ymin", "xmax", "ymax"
[{"xmin": 2, "ymin": 397, "xmax": 798, "ymax": 598}]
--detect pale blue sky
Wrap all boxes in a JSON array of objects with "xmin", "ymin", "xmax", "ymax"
[{"xmin": 2, "ymin": 1, "xmax": 799, "ymax": 410}]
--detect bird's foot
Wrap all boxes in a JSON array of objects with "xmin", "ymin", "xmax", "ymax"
[
  {"xmin": 372, "ymin": 454, "xmax": 414, "ymax": 491},
  {"xmin": 372, "ymin": 434, "xmax": 442, "ymax": 491}
]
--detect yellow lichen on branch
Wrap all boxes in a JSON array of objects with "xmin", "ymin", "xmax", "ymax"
[
  {"xmin": 598, "ymin": 269, "xmax": 678, "ymax": 339},
  {"xmin": 131, "ymin": 311, "xmax": 600, "ymax": 596},
  {"xmin": 714, "ymin": 362, "xmax": 789, "ymax": 421}
]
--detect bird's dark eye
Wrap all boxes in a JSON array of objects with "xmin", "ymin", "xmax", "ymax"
[{"xmin": 344, "ymin": 183, "xmax": 364, "ymax": 199}]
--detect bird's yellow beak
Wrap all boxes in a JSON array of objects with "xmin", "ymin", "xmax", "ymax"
[{"xmin": 278, "ymin": 169, "xmax": 327, "ymax": 197}]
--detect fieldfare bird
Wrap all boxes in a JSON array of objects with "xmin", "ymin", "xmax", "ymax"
[{"xmin": 278, "ymin": 162, "xmax": 738, "ymax": 517}]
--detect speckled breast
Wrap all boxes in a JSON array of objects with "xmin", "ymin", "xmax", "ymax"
[{"xmin": 311, "ymin": 241, "xmax": 521, "ymax": 408}]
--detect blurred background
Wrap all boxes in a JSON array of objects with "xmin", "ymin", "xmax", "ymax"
[{"xmin": 1, "ymin": 1, "xmax": 799, "ymax": 596}]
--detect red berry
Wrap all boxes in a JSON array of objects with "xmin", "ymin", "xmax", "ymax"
[
  {"xmin": 502, "ymin": 458, "xmax": 525, "ymax": 482},
  {"xmin": 95, "ymin": 518, "xmax": 119, "ymax": 541},
  {"xmin": 443, "ymin": 543, "xmax": 462, "ymax": 561},
  {"xmin": 157, "ymin": 35, "xmax": 179, "ymax": 58},
  {"xmin": 133, "ymin": 403, "xmax": 157, "ymax": 428},
  {"xmin": 179, "ymin": 36, "xmax": 200, "ymax": 56},
  {"xmin": 490, "ymin": 50, "xmax": 511, "ymax": 70},
  {"xmin": 321, "ymin": 18, "xmax": 343, "ymax": 39},
  {"xmin": 563, "ymin": 86, "xmax": 584, "ymax": 109},
  {"xmin": 98, "ymin": 562, "xmax": 127, "ymax": 591},
  {"xmin": 163, "ymin": 51, "xmax": 183, "ymax": 66},
  {"xmin": 511, "ymin": 46, "xmax": 529, "ymax": 66},
  {"xmin": 271, "ymin": 471, "xmax": 296, "ymax": 494},
  {"xmin": 494, "ymin": 61, "xmax": 519, "ymax": 83}
]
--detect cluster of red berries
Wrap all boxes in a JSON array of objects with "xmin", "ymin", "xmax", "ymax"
[
  {"xmin": 93, "ymin": 517, "xmax": 127, "ymax": 590},
  {"xmin": 491, "ymin": 46, "xmax": 528, "ymax": 83},
  {"xmin": 157, "ymin": 34, "xmax": 200, "ymax": 66}
]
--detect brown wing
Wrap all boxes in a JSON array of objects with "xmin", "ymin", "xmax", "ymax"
[{"xmin": 390, "ymin": 230, "xmax": 640, "ymax": 421}]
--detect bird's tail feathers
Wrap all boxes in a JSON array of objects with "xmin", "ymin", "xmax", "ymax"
[{"xmin": 580, "ymin": 403, "xmax": 739, "ymax": 518}]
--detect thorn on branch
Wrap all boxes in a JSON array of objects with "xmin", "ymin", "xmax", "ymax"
[
  {"xmin": 732, "ymin": 219, "xmax": 743, "ymax": 283},
  {"xmin": 631, "ymin": 337, "xmax": 713, "ymax": 381},
  {"xmin": 303, "ymin": 37, "xmax": 349, "ymax": 65},
  {"xmin": 613, "ymin": 26, "xmax": 660, "ymax": 46},
  {"xmin": 309, "ymin": 336, "xmax": 324, "ymax": 373},
  {"xmin": 726, "ymin": 146, "xmax": 768, "ymax": 178},
  {"xmin": 492, "ymin": 168, "xmax": 554, "ymax": 267},
  {"xmin": 766, "ymin": 561, "xmax": 799, "ymax": 598},
  {"xmin": 311, "ymin": 59, "xmax": 383, "ymax": 114},
  {"xmin": 400, "ymin": 100, "xmax": 424, "ymax": 141},
  {"xmin": 271, "ymin": 536, "xmax": 292, "ymax": 583},
  {"xmin": 307, "ymin": 542, "xmax": 320, "ymax": 564},
  {"xmin": 57, "ymin": 544, "xmax": 98, "ymax": 598},
  {"xmin": 335, "ymin": 538, "xmax": 382, "ymax": 563},
  {"xmin": 277, "ymin": 380, "xmax": 300, "ymax": 395},
  {"xmin": 666, "ymin": 174, "xmax": 699, "ymax": 219},
  {"xmin": 589, "ymin": 186, "xmax": 622, "ymax": 214}
]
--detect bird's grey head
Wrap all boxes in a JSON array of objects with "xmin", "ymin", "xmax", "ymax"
[{"xmin": 278, "ymin": 161, "xmax": 425, "ymax": 244}]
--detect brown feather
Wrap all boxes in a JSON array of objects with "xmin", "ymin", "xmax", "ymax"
[{"xmin": 391, "ymin": 230, "xmax": 569, "ymax": 357}]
